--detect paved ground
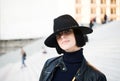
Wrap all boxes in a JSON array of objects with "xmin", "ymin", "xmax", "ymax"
[{"xmin": 0, "ymin": 20, "xmax": 120, "ymax": 81}]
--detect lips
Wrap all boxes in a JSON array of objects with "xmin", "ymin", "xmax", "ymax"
[{"xmin": 61, "ymin": 40, "xmax": 70, "ymax": 44}]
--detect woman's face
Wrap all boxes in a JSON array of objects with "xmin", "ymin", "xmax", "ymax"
[{"xmin": 56, "ymin": 29, "xmax": 80, "ymax": 52}]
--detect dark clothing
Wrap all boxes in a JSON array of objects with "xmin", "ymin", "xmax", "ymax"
[
  {"xmin": 22, "ymin": 52, "xmax": 26, "ymax": 60},
  {"xmin": 102, "ymin": 14, "xmax": 108, "ymax": 24},
  {"xmin": 39, "ymin": 49, "xmax": 107, "ymax": 81},
  {"xmin": 22, "ymin": 52, "xmax": 26, "ymax": 65},
  {"xmin": 89, "ymin": 21, "xmax": 94, "ymax": 29},
  {"xmin": 52, "ymin": 49, "xmax": 83, "ymax": 81}
]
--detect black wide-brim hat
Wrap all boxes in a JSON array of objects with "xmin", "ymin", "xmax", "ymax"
[{"xmin": 44, "ymin": 14, "xmax": 93, "ymax": 47}]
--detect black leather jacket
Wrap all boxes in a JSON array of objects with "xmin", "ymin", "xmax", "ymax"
[{"xmin": 39, "ymin": 56, "xmax": 107, "ymax": 81}]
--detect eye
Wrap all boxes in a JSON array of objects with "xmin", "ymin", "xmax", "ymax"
[
  {"xmin": 56, "ymin": 29, "xmax": 73, "ymax": 39},
  {"xmin": 56, "ymin": 33, "xmax": 61, "ymax": 39},
  {"xmin": 56, "ymin": 32, "xmax": 63, "ymax": 39}
]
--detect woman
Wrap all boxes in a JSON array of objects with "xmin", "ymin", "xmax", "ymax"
[{"xmin": 39, "ymin": 14, "xmax": 107, "ymax": 81}]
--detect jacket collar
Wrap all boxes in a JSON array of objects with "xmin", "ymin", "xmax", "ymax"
[
  {"xmin": 43, "ymin": 56, "xmax": 88, "ymax": 81},
  {"xmin": 75, "ymin": 58, "xmax": 88, "ymax": 79},
  {"xmin": 56, "ymin": 56, "xmax": 88, "ymax": 74},
  {"xmin": 55, "ymin": 56, "xmax": 67, "ymax": 71}
]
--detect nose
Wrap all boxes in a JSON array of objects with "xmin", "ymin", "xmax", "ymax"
[{"xmin": 60, "ymin": 34, "xmax": 65, "ymax": 39}]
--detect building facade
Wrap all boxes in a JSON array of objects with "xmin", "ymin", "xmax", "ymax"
[{"xmin": 75, "ymin": 0, "xmax": 120, "ymax": 24}]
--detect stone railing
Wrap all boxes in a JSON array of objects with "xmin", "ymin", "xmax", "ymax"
[{"xmin": 0, "ymin": 38, "xmax": 39, "ymax": 55}]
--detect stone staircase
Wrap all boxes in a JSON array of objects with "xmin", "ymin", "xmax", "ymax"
[{"xmin": 0, "ymin": 21, "xmax": 120, "ymax": 81}]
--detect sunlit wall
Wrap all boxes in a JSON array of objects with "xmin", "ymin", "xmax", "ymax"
[{"xmin": 0, "ymin": 0, "xmax": 74, "ymax": 40}]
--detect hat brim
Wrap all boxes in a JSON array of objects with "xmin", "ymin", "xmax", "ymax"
[{"xmin": 44, "ymin": 26, "xmax": 93, "ymax": 47}]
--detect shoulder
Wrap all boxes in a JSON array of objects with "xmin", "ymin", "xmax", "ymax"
[
  {"xmin": 45, "ymin": 56, "xmax": 62, "ymax": 67},
  {"xmin": 85, "ymin": 63, "xmax": 107, "ymax": 81}
]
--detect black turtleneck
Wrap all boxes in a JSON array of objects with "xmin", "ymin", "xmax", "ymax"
[{"xmin": 52, "ymin": 48, "xmax": 84, "ymax": 81}]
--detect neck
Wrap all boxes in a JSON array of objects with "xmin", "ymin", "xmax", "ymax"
[{"xmin": 63, "ymin": 48, "xmax": 84, "ymax": 63}]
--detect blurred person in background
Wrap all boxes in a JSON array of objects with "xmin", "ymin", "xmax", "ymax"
[
  {"xmin": 102, "ymin": 14, "xmax": 108, "ymax": 24},
  {"xmin": 21, "ymin": 47, "xmax": 27, "ymax": 68},
  {"xmin": 39, "ymin": 14, "xmax": 107, "ymax": 81}
]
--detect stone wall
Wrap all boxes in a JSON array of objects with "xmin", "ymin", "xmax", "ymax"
[{"xmin": 0, "ymin": 38, "xmax": 39, "ymax": 55}]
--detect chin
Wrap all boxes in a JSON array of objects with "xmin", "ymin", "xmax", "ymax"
[{"xmin": 62, "ymin": 47, "xmax": 71, "ymax": 51}]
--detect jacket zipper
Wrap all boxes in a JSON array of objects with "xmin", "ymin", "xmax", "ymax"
[
  {"xmin": 72, "ymin": 77, "xmax": 76, "ymax": 81},
  {"xmin": 72, "ymin": 67, "xmax": 81, "ymax": 81}
]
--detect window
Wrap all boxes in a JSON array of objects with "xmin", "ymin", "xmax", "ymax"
[
  {"xmin": 111, "ymin": 7, "xmax": 116, "ymax": 14},
  {"xmin": 76, "ymin": 7, "xmax": 81, "ymax": 14},
  {"xmin": 101, "ymin": 0, "xmax": 106, "ymax": 4},
  {"xmin": 76, "ymin": 0, "xmax": 81, "ymax": 4},
  {"xmin": 91, "ymin": 0, "xmax": 96, "ymax": 4},
  {"xmin": 91, "ymin": 7, "xmax": 96, "ymax": 14},
  {"xmin": 111, "ymin": 0, "xmax": 116, "ymax": 4},
  {"xmin": 101, "ymin": 7, "xmax": 106, "ymax": 14}
]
